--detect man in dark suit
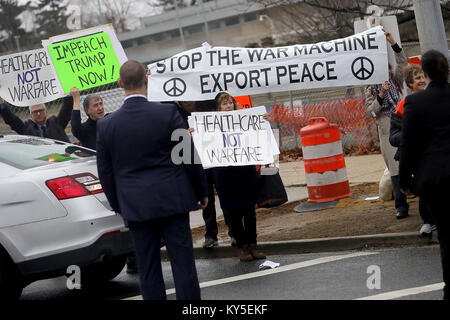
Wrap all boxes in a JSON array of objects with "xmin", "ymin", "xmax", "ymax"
[
  {"xmin": 96, "ymin": 60, "xmax": 208, "ymax": 300},
  {"xmin": 399, "ymin": 50, "xmax": 450, "ymax": 300},
  {"xmin": 0, "ymin": 96, "xmax": 73, "ymax": 142}
]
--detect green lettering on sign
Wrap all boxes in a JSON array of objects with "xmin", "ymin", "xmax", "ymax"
[{"xmin": 47, "ymin": 32, "xmax": 120, "ymax": 93}]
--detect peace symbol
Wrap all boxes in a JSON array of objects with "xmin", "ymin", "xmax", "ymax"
[
  {"xmin": 351, "ymin": 57, "xmax": 374, "ymax": 80},
  {"xmin": 163, "ymin": 78, "xmax": 186, "ymax": 97}
]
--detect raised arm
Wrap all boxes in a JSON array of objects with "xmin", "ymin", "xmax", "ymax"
[
  {"xmin": 70, "ymin": 87, "xmax": 83, "ymax": 140},
  {"xmin": 56, "ymin": 94, "xmax": 74, "ymax": 129},
  {"xmin": 0, "ymin": 96, "xmax": 26, "ymax": 134}
]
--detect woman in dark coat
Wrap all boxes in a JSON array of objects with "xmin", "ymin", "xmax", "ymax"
[
  {"xmin": 399, "ymin": 50, "xmax": 450, "ymax": 300},
  {"xmin": 212, "ymin": 92, "xmax": 266, "ymax": 262}
]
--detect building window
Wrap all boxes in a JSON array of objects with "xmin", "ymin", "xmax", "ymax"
[
  {"xmin": 170, "ymin": 30, "xmax": 181, "ymax": 39},
  {"xmin": 137, "ymin": 36, "xmax": 152, "ymax": 45},
  {"xmin": 154, "ymin": 33, "xmax": 165, "ymax": 41},
  {"xmin": 244, "ymin": 12, "xmax": 257, "ymax": 22},
  {"xmin": 186, "ymin": 24, "xmax": 203, "ymax": 35},
  {"xmin": 208, "ymin": 20, "xmax": 222, "ymax": 30},
  {"xmin": 225, "ymin": 16, "xmax": 240, "ymax": 26}
]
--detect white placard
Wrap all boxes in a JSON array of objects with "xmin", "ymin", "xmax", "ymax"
[
  {"xmin": 188, "ymin": 107, "xmax": 275, "ymax": 168},
  {"xmin": 148, "ymin": 26, "xmax": 388, "ymax": 101},
  {"xmin": 0, "ymin": 48, "xmax": 65, "ymax": 107}
]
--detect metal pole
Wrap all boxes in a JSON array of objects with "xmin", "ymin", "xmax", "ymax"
[
  {"xmin": 413, "ymin": 0, "xmax": 449, "ymax": 64},
  {"xmin": 175, "ymin": 0, "xmax": 186, "ymax": 50},
  {"xmin": 200, "ymin": 0, "xmax": 211, "ymax": 44},
  {"xmin": 14, "ymin": 36, "xmax": 21, "ymax": 52},
  {"xmin": 289, "ymin": 90, "xmax": 299, "ymax": 148}
]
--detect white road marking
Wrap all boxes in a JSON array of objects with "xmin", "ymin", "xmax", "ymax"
[
  {"xmin": 355, "ymin": 282, "xmax": 445, "ymax": 300},
  {"xmin": 123, "ymin": 251, "xmax": 378, "ymax": 300}
]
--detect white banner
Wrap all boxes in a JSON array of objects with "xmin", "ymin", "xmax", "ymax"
[
  {"xmin": 0, "ymin": 48, "xmax": 65, "ymax": 107},
  {"xmin": 188, "ymin": 107, "xmax": 275, "ymax": 168},
  {"xmin": 148, "ymin": 26, "xmax": 388, "ymax": 101}
]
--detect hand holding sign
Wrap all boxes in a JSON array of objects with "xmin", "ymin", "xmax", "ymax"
[
  {"xmin": 70, "ymin": 87, "xmax": 81, "ymax": 110},
  {"xmin": 382, "ymin": 28, "xmax": 396, "ymax": 46}
]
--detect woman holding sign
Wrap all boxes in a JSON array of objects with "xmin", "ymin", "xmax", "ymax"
[{"xmin": 211, "ymin": 92, "xmax": 266, "ymax": 262}]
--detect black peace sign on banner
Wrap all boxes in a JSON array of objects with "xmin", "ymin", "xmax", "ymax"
[
  {"xmin": 163, "ymin": 78, "xmax": 187, "ymax": 97},
  {"xmin": 351, "ymin": 57, "xmax": 374, "ymax": 80}
]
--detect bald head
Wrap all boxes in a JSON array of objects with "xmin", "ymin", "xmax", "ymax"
[{"xmin": 119, "ymin": 60, "xmax": 146, "ymax": 91}]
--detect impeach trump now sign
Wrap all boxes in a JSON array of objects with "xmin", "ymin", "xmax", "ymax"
[{"xmin": 44, "ymin": 24, "xmax": 127, "ymax": 94}]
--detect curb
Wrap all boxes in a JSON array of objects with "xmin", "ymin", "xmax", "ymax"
[{"xmin": 161, "ymin": 232, "xmax": 438, "ymax": 260}]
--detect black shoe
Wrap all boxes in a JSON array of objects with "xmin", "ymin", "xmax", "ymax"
[
  {"xmin": 203, "ymin": 237, "xmax": 218, "ymax": 249},
  {"xmin": 396, "ymin": 211, "xmax": 409, "ymax": 219},
  {"xmin": 126, "ymin": 255, "xmax": 138, "ymax": 274}
]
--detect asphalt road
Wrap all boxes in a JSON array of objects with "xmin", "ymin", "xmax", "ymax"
[{"xmin": 19, "ymin": 244, "xmax": 444, "ymax": 301}]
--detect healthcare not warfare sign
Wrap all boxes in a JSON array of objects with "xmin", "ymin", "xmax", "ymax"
[
  {"xmin": 0, "ymin": 48, "xmax": 65, "ymax": 106},
  {"xmin": 188, "ymin": 107, "xmax": 277, "ymax": 168},
  {"xmin": 148, "ymin": 26, "xmax": 388, "ymax": 101},
  {"xmin": 44, "ymin": 24, "xmax": 127, "ymax": 94}
]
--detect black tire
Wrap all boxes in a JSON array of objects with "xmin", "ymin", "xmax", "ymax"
[
  {"xmin": 79, "ymin": 255, "xmax": 127, "ymax": 287},
  {"xmin": 0, "ymin": 250, "xmax": 23, "ymax": 300}
]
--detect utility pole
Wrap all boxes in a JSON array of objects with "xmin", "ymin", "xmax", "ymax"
[
  {"xmin": 199, "ymin": 0, "xmax": 211, "ymax": 44},
  {"xmin": 174, "ymin": 0, "xmax": 186, "ymax": 50},
  {"xmin": 413, "ymin": 0, "xmax": 449, "ymax": 63}
]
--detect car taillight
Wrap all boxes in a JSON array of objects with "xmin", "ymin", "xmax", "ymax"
[{"xmin": 46, "ymin": 173, "xmax": 103, "ymax": 200}]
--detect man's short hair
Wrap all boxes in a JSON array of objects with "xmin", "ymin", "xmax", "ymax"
[
  {"xmin": 83, "ymin": 94, "xmax": 102, "ymax": 114},
  {"xmin": 403, "ymin": 64, "xmax": 423, "ymax": 89},
  {"xmin": 119, "ymin": 60, "xmax": 146, "ymax": 91},
  {"xmin": 29, "ymin": 104, "xmax": 46, "ymax": 113}
]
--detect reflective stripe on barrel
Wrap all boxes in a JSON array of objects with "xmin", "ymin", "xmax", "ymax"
[{"xmin": 300, "ymin": 118, "xmax": 351, "ymax": 203}]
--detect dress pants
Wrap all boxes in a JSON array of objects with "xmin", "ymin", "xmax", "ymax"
[
  {"xmin": 127, "ymin": 213, "xmax": 200, "ymax": 300},
  {"xmin": 423, "ymin": 184, "xmax": 450, "ymax": 300},
  {"xmin": 391, "ymin": 175, "xmax": 409, "ymax": 214},
  {"xmin": 419, "ymin": 197, "xmax": 434, "ymax": 225},
  {"xmin": 223, "ymin": 205, "xmax": 257, "ymax": 248}
]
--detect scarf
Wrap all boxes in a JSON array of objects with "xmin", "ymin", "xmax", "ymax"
[{"xmin": 371, "ymin": 79, "xmax": 402, "ymax": 117}]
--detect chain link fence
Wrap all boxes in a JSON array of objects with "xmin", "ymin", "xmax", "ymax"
[
  {"xmin": 0, "ymin": 82, "xmax": 125, "ymax": 143},
  {"xmin": 251, "ymin": 86, "xmax": 379, "ymax": 155},
  {"xmin": 1, "ymin": 81, "xmax": 378, "ymax": 154}
]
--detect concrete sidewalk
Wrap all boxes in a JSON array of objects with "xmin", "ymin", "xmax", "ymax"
[
  {"xmin": 189, "ymin": 153, "xmax": 386, "ymax": 229},
  {"xmin": 173, "ymin": 153, "xmax": 439, "ymax": 258}
]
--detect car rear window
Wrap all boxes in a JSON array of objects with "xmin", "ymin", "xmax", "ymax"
[{"xmin": 0, "ymin": 137, "xmax": 96, "ymax": 169}]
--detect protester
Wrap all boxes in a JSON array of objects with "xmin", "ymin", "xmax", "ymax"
[
  {"xmin": 211, "ymin": 91, "xmax": 266, "ymax": 262},
  {"xmin": 365, "ymin": 28, "xmax": 409, "ymax": 219},
  {"xmin": 70, "ymin": 87, "xmax": 105, "ymax": 150},
  {"xmin": 399, "ymin": 49, "xmax": 450, "ymax": 300},
  {"xmin": 195, "ymin": 99, "xmax": 237, "ymax": 248},
  {"xmin": 96, "ymin": 60, "xmax": 208, "ymax": 300},
  {"xmin": 0, "ymin": 95, "xmax": 73, "ymax": 142},
  {"xmin": 389, "ymin": 64, "xmax": 436, "ymax": 237}
]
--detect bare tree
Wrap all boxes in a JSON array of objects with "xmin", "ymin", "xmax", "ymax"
[{"xmin": 252, "ymin": 0, "xmax": 443, "ymax": 44}]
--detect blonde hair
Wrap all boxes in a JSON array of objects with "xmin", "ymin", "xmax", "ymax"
[{"xmin": 403, "ymin": 64, "xmax": 423, "ymax": 89}]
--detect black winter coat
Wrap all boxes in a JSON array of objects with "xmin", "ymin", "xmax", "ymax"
[
  {"xmin": 212, "ymin": 165, "xmax": 257, "ymax": 210},
  {"xmin": 389, "ymin": 113, "xmax": 402, "ymax": 161},
  {"xmin": 0, "ymin": 96, "xmax": 73, "ymax": 142}
]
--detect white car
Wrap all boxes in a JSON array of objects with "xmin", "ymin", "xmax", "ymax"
[{"xmin": 0, "ymin": 135, "xmax": 134, "ymax": 299}]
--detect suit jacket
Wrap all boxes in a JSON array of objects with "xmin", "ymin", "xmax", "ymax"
[
  {"xmin": 399, "ymin": 82, "xmax": 450, "ymax": 195},
  {"xmin": 96, "ymin": 96, "xmax": 207, "ymax": 223},
  {"xmin": 0, "ymin": 96, "xmax": 73, "ymax": 142}
]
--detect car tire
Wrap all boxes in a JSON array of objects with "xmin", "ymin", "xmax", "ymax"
[
  {"xmin": 0, "ymin": 250, "xmax": 23, "ymax": 300},
  {"xmin": 79, "ymin": 255, "xmax": 127, "ymax": 287}
]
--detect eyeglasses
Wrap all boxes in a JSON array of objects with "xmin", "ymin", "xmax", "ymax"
[{"xmin": 31, "ymin": 109, "xmax": 46, "ymax": 115}]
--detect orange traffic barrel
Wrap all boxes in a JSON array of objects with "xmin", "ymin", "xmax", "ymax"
[{"xmin": 300, "ymin": 117, "xmax": 352, "ymax": 203}]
